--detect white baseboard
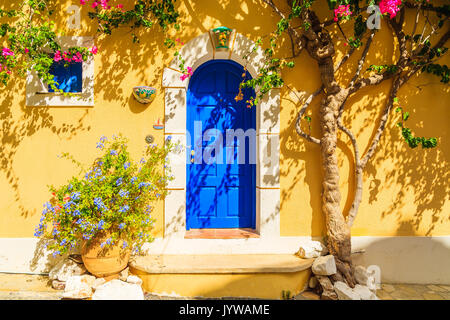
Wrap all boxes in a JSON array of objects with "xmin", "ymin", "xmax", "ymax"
[{"xmin": 0, "ymin": 236, "xmax": 449, "ymax": 284}]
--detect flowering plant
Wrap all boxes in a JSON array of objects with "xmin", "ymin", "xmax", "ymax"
[
  {"xmin": 379, "ymin": 0, "xmax": 403, "ymax": 19},
  {"xmin": 34, "ymin": 134, "xmax": 175, "ymax": 256},
  {"xmin": 333, "ymin": 4, "xmax": 352, "ymax": 22},
  {"xmin": 0, "ymin": 1, "xmax": 97, "ymax": 90}
]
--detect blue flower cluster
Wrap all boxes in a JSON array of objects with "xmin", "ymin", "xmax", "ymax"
[
  {"xmin": 138, "ymin": 182, "xmax": 152, "ymax": 189},
  {"xmin": 94, "ymin": 197, "xmax": 108, "ymax": 212},
  {"xmin": 71, "ymin": 192, "xmax": 81, "ymax": 201},
  {"xmin": 97, "ymin": 220, "xmax": 105, "ymax": 230},
  {"xmin": 63, "ymin": 201, "xmax": 76, "ymax": 210},
  {"xmin": 124, "ymin": 162, "xmax": 131, "ymax": 170},
  {"xmin": 118, "ymin": 205, "xmax": 129, "ymax": 213},
  {"xmin": 119, "ymin": 189, "xmax": 129, "ymax": 198},
  {"xmin": 116, "ymin": 177, "xmax": 123, "ymax": 186}
]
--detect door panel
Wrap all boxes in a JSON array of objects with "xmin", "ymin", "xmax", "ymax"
[{"xmin": 186, "ymin": 60, "xmax": 256, "ymax": 229}]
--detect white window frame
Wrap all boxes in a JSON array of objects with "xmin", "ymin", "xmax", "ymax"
[{"xmin": 26, "ymin": 36, "xmax": 94, "ymax": 107}]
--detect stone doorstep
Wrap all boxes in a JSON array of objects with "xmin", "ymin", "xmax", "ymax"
[{"xmin": 130, "ymin": 254, "xmax": 314, "ymax": 274}]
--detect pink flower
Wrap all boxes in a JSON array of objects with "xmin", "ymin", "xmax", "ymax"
[
  {"xmin": 73, "ymin": 52, "xmax": 83, "ymax": 62},
  {"xmin": 2, "ymin": 48, "xmax": 14, "ymax": 57},
  {"xmin": 333, "ymin": 4, "xmax": 352, "ymax": 22},
  {"xmin": 53, "ymin": 50, "xmax": 62, "ymax": 62},
  {"xmin": 24, "ymin": 48, "xmax": 29, "ymax": 53},
  {"xmin": 92, "ymin": 2, "xmax": 99, "ymax": 8},
  {"xmin": 90, "ymin": 45, "xmax": 98, "ymax": 55},
  {"xmin": 117, "ymin": 4, "xmax": 123, "ymax": 9},
  {"xmin": 100, "ymin": 0, "xmax": 110, "ymax": 9},
  {"xmin": 180, "ymin": 74, "xmax": 189, "ymax": 81},
  {"xmin": 379, "ymin": 0, "xmax": 402, "ymax": 19},
  {"xmin": 80, "ymin": 0, "xmax": 88, "ymax": 4},
  {"xmin": 63, "ymin": 51, "xmax": 72, "ymax": 62},
  {"xmin": 186, "ymin": 66, "xmax": 193, "ymax": 75}
]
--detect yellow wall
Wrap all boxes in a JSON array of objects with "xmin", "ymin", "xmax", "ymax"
[{"xmin": 0, "ymin": 0, "xmax": 448, "ymax": 238}]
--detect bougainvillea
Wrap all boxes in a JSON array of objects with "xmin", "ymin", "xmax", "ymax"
[
  {"xmin": 333, "ymin": 4, "xmax": 352, "ymax": 22},
  {"xmin": 379, "ymin": 0, "xmax": 403, "ymax": 19},
  {"xmin": 0, "ymin": 1, "xmax": 96, "ymax": 90}
]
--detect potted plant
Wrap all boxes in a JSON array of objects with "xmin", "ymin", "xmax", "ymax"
[{"xmin": 34, "ymin": 134, "xmax": 175, "ymax": 278}]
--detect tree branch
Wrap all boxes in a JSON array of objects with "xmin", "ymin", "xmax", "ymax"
[
  {"xmin": 292, "ymin": 85, "xmax": 323, "ymax": 145},
  {"xmin": 348, "ymin": 30, "xmax": 376, "ymax": 88}
]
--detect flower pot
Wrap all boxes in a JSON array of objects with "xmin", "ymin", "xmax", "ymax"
[
  {"xmin": 132, "ymin": 86, "xmax": 157, "ymax": 104},
  {"xmin": 81, "ymin": 232, "xmax": 131, "ymax": 278}
]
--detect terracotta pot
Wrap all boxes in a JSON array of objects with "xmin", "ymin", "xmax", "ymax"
[{"xmin": 81, "ymin": 232, "xmax": 131, "ymax": 278}]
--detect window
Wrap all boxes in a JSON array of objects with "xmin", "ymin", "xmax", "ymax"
[
  {"xmin": 26, "ymin": 36, "xmax": 94, "ymax": 107},
  {"xmin": 48, "ymin": 61, "xmax": 83, "ymax": 93}
]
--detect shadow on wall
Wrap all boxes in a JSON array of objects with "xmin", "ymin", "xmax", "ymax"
[
  {"xmin": 278, "ymin": 13, "xmax": 450, "ymax": 237},
  {"xmin": 352, "ymin": 223, "xmax": 450, "ymax": 284},
  {"xmin": 0, "ymin": 84, "xmax": 91, "ymax": 218}
]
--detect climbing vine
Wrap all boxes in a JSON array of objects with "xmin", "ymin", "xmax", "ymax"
[{"xmin": 0, "ymin": 0, "xmax": 181, "ymax": 90}]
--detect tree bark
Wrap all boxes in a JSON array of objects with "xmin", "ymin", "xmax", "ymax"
[{"xmin": 299, "ymin": 8, "xmax": 356, "ymax": 285}]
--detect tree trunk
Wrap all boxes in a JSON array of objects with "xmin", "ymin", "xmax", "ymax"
[
  {"xmin": 299, "ymin": 8, "xmax": 356, "ymax": 286},
  {"xmin": 319, "ymin": 84, "xmax": 355, "ymax": 287}
]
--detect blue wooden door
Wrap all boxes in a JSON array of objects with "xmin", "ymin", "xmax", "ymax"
[{"xmin": 186, "ymin": 60, "xmax": 256, "ymax": 229}]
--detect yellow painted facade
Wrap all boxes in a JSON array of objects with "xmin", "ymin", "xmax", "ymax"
[{"xmin": 0, "ymin": 0, "xmax": 448, "ymax": 241}]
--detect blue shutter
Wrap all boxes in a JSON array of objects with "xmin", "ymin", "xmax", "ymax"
[{"xmin": 48, "ymin": 61, "xmax": 83, "ymax": 93}]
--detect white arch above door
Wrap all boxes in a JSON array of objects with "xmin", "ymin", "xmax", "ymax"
[{"xmin": 161, "ymin": 30, "xmax": 281, "ymax": 249}]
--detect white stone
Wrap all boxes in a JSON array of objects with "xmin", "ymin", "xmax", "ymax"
[
  {"xmin": 354, "ymin": 265, "xmax": 369, "ymax": 285},
  {"xmin": 257, "ymin": 134, "xmax": 280, "ymax": 188},
  {"xmin": 333, "ymin": 281, "xmax": 361, "ymax": 300},
  {"xmin": 165, "ymin": 134, "xmax": 186, "ymax": 189},
  {"xmin": 296, "ymin": 241, "xmax": 328, "ymax": 259},
  {"xmin": 311, "ymin": 255, "xmax": 336, "ymax": 276},
  {"xmin": 126, "ymin": 275, "xmax": 143, "ymax": 285},
  {"xmin": 49, "ymin": 258, "xmax": 87, "ymax": 282},
  {"xmin": 92, "ymin": 278, "xmax": 106, "ymax": 290},
  {"xmin": 257, "ymin": 188, "xmax": 280, "ymax": 238},
  {"xmin": 162, "ymin": 68, "xmax": 186, "ymax": 88},
  {"xmin": 164, "ymin": 189, "xmax": 186, "ymax": 238},
  {"xmin": 164, "ymin": 89, "xmax": 187, "ymax": 134},
  {"xmin": 258, "ymin": 89, "xmax": 280, "ymax": 134},
  {"xmin": 92, "ymin": 279, "xmax": 144, "ymax": 300},
  {"xmin": 230, "ymin": 33, "xmax": 265, "ymax": 78},
  {"xmin": 353, "ymin": 284, "xmax": 379, "ymax": 300},
  {"xmin": 62, "ymin": 275, "xmax": 95, "ymax": 299},
  {"xmin": 169, "ymin": 32, "xmax": 214, "ymax": 72}
]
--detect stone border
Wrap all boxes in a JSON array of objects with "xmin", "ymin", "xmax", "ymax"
[
  {"xmin": 162, "ymin": 31, "xmax": 281, "ymax": 244},
  {"xmin": 26, "ymin": 36, "xmax": 94, "ymax": 107}
]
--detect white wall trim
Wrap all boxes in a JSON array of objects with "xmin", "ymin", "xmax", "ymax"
[
  {"xmin": 1, "ymin": 236, "xmax": 450, "ymax": 285},
  {"xmin": 162, "ymin": 30, "xmax": 281, "ymax": 241},
  {"xmin": 26, "ymin": 36, "xmax": 94, "ymax": 107}
]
